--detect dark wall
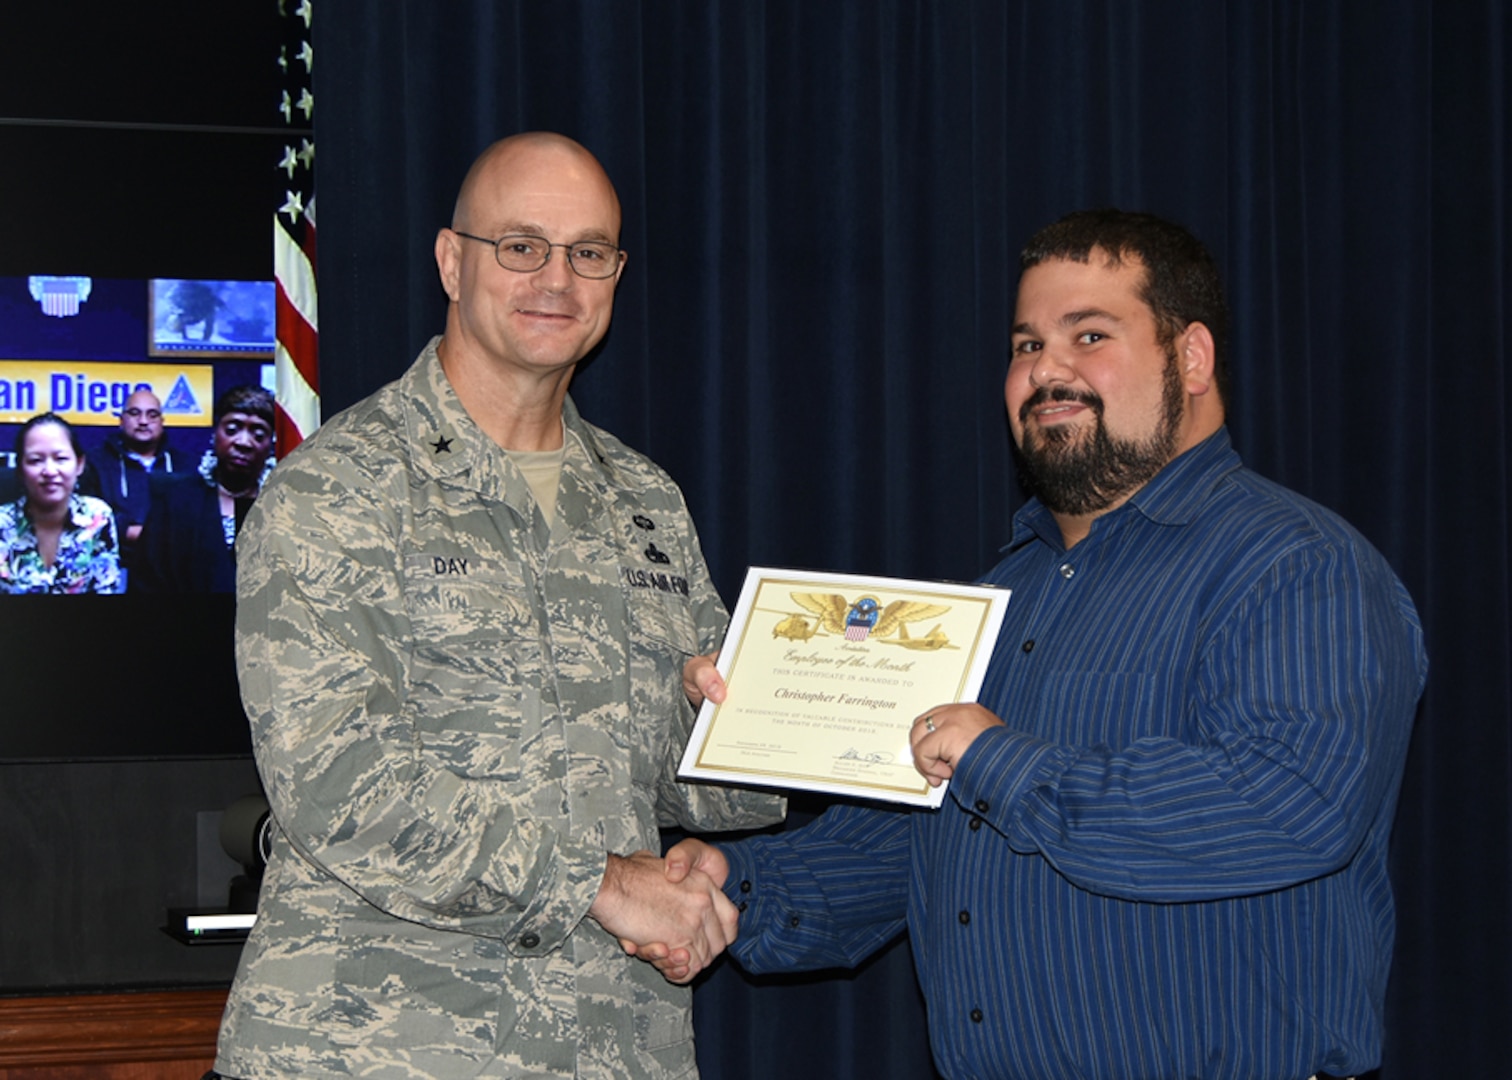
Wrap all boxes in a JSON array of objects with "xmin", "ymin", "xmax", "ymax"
[{"xmin": 0, "ymin": 1, "xmax": 278, "ymax": 992}]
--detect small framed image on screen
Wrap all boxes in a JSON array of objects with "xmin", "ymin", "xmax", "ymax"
[{"xmin": 149, "ymin": 278, "xmax": 275, "ymax": 358}]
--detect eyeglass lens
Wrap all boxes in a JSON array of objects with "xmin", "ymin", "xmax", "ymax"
[{"xmin": 494, "ymin": 235, "xmax": 620, "ymax": 278}]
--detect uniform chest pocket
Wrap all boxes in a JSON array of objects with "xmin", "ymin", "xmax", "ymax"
[
  {"xmin": 624, "ymin": 582, "xmax": 700, "ymax": 656},
  {"xmin": 619, "ymin": 576, "xmax": 703, "ymax": 788},
  {"xmin": 404, "ymin": 557, "xmax": 537, "ymax": 781}
]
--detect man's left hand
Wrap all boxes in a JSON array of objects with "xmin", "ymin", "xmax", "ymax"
[{"xmin": 909, "ymin": 704, "xmax": 1005, "ymax": 787}]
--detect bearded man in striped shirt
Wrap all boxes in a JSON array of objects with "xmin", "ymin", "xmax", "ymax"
[{"xmin": 648, "ymin": 209, "xmax": 1425, "ymax": 1080}]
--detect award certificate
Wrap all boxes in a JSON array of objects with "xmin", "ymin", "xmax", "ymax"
[{"xmin": 678, "ymin": 567, "xmax": 1010, "ymax": 807}]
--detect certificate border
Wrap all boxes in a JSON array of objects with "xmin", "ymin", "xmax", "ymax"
[{"xmin": 678, "ymin": 567, "xmax": 1011, "ymax": 808}]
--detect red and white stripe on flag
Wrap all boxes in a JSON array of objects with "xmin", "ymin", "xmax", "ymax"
[{"xmin": 274, "ymin": 202, "xmax": 319, "ymax": 453}]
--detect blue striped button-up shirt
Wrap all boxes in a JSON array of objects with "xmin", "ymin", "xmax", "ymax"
[{"xmin": 722, "ymin": 429, "xmax": 1426, "ymax": 1080}]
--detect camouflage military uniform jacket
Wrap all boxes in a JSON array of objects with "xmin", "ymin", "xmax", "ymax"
[{"xmin": 217, "ymin": 339, "xmax": 784, "ymax": 1080}]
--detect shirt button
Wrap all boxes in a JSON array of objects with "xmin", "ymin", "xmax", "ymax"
[
  {"xmin": 958, "ymin": 910, "xmax": 970, "ymax": 925},
  {"xmin": 740, "ymin": 879, "xmax": 752, "ymax": 893},
  {"xmin": 790, "ymin": 915, "xmax": 801, "ymax": 928},
  {"xmin": 970, "ymin": 1008, "xmax": 984, "ymax": 1024},
  {"xmin": 1059, "ymin": 563, "xmax": 1075, "ymax": 579},
  {"xmin": 969, "ymin": 816, "xmax": 983, "ymax": 832},
  {"xmin": 519, "ymin": 931, "xmax": 540, "ymax": 949},
  {"xmin": 974, "ymin": 799, "xmax": 990, "ymax": 814},
  {"xmin": 1021, "ymin": 639, "xmax": 1035, "ymax": 653},
  {"xmin": 738, "ymin": 901, "xmax": 748, "ymax": 913}
]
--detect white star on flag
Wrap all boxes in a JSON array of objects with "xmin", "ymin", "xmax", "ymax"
[{"xmin": 273, "ymin": 0, "xmax": 320, "ymax": 454}]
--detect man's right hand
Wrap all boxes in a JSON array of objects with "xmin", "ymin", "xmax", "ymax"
[
  {"xmin": 619, "ymin": 838, "xmax": 733, "ymax": 983},
  {"xmin": 587, "ymin": 850, "xmax": 735, "ymax": 984},
  {"xmin": 682, "ymin": 653, "xmax": 726, "ymax": 709}
]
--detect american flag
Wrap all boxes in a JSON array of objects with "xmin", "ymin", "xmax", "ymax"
[{"xmin": 273, "ymin": 0, "xmax": 319, "ymax": 455}]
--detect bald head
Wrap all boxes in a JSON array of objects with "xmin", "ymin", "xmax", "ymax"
[
  {"xmin": 434, "ymin": 132, "xmax": 627, "ymax": 415},
  {"xmin": 119, "ymin": 387, "xmax": 165, "ymax": 453},
  {"xmin": 452, "ymin": 132, "xmax": 622, "ymax": 241}
]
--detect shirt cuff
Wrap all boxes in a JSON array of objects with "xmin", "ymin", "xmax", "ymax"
[
  {"xmin": 501, "ymin": 833, "xmax": 607, "ymax": 958},
  {"xmin": 948, "ymin": 724, "xmax": 1067, "ymax": 834},
  {"xmin": 720, "ymin": 840, "xmax": 758, "ymax": 915}
]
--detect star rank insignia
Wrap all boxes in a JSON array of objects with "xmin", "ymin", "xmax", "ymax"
[{"xmin": 430, "ymin": 434, "xmax": 454, "ymax": 454}]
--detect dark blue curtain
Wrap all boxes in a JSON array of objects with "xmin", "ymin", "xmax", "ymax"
[{"xmin": 316, "ymin": 3, "xmax": 1511, "ymax": 1076}]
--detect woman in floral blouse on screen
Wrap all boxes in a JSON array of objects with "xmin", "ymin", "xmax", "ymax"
[{"xmin": 0, "ymin": 412, "xmax": 123, "ymax": 594}]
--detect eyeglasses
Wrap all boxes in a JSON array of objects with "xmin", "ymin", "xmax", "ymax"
[
  {"xmin": 453, "ymin": 231, "xmax": 624, "ymax": 280},
  {"xmin": 123, "ymin": 407, "xmax": 162, "ymax": 420}
]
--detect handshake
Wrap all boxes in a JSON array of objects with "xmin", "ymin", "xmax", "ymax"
[
  {"xmin": 588, "ymin": 838, "xmax": 730, "ymax": 985},
  {"xmin": 588, "ymin": 654, "xmax": 1005, "ymax": 984},
  {"xmin": 583, "ymin": 655, "xmax": 748, "ymax": 984}
]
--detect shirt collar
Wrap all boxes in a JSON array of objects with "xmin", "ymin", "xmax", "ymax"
[
  {"xmin": 1007, "ymin": 427, "xmax": 1242, "ymax": 551},
  {"xmin": 6, "ymin": 493, "xmax": 98, "ymax": 545}
]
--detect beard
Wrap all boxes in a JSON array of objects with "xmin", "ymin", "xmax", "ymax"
[{"xmin": 1013, "ymin": 351, "xmax": 1184, "ymax": 517}]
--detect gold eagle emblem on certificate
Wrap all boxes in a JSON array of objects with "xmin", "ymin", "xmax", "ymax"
[{"xmin": 784, "ymin": 593, "xmax": 952, "ymax": 645}]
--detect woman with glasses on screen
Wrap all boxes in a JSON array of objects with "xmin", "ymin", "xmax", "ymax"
[{"xmin": 0, "ymin": 413, "xmax": 123, "ymax": 594}]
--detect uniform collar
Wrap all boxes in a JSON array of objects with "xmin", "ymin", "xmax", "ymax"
[
  {"xmin": 403, "ymin": 337, "xmax": 483, "ymax": 481},
  {"xmin": 401, "ymin": 337, "xmax": 628, "ymax": 523}
]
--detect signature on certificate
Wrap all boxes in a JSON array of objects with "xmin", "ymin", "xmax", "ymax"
[{"xmin": 838, "ymin": 747, "xmax": 893, "ymax": 766}]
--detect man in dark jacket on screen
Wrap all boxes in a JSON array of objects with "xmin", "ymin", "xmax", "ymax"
[{"xmin": 85, "ymin": 387, "xmax": 189, "ymax": 569}]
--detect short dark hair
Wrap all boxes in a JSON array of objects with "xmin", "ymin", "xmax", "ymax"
[
  {"xmin": 1021, "ymin": 209, "xmax": 1231, "ymax": 406},
  {"xmin": 213, "ymin": 385, "xmax": 276, "ymax": 426},
  {"xmin": 14, "ymin": 412, "xmax": 82, "ymax": 460}
]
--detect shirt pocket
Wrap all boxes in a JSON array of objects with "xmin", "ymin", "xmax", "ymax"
[
  {"xmin": 1034, "ymin": 670, "xmax": 1153, "ymax": 748},
  {"xmin": 403, "ymin": 556, "xmax": 537, "ymax": 781}
]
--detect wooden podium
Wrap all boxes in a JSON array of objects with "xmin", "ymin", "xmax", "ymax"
[{"xmin": 0, "ymin": 988, "xmax": 226, "ymax": 1079}]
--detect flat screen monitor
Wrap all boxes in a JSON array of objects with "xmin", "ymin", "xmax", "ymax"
[{"xmin": 0, "ymin": 274, "xmax": 273, "ymax": 759}]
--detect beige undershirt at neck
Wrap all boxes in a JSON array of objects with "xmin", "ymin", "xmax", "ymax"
[{"xmin": 507, "ymin": 445, "xmax": 566, "ymax": 527}]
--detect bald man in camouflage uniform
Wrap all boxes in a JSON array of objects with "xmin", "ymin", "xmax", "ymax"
[{"xmin": 213, "ymin": 133, "xmax": 784, "ymax": 1080}]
